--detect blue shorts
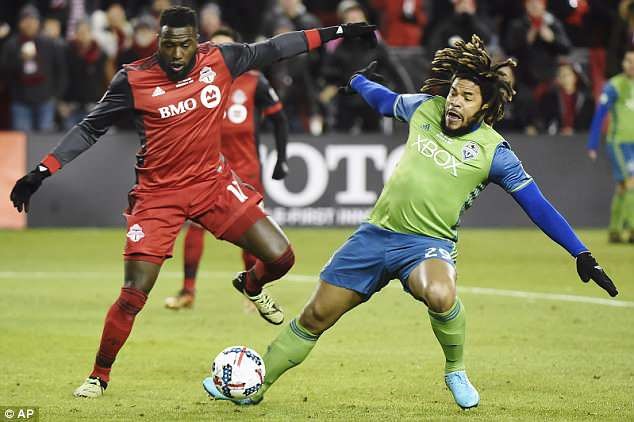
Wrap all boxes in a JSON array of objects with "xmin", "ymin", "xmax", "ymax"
[
  {"xmin": 319, "ymin": 223, "xmax": 456, "ymax": 300},
  {"xmin": 606, "ymin": 143, "xmax": 634, "ymax": 182}
]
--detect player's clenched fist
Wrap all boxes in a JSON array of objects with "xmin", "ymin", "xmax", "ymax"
[{"xmin": 576, "ymin": 252, "xmax": 618, "ymax": 297}]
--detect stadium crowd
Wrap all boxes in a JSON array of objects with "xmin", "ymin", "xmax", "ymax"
[{"xmin": 0, "ymin": 0, "xmax": 631, "ymax": 135}]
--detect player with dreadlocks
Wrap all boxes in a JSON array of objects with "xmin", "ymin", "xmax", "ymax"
[{"xmin": 203, "ymin": 35, "xmax": 618, "ymax": 409}]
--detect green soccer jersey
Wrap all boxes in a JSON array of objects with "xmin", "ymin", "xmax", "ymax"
[
  {"xmin": 368, "ymin": 95, "xmax": 532, "ymax": 242},
  {"xmin": 606, "ymin": 74, "xmax": 634, "ymax": 144}
]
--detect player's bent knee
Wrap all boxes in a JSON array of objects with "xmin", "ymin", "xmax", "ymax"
[
  {"xmin": 265, "ymin": 246, "xmax": 295, "ymax": 279},
  {"xmin": 424, "ymin": 281, "xmax": 456, "ymax": 313},
  {"xmin": 123, "ymin": 259, "xmax": 161, "ymax": 295},
  {"xmin": 625, "ymin": 177, "xmax": 634, "ymax": 190}
]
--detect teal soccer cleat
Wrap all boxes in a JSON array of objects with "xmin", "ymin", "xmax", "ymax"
[
  {"xmin": 444, "ymin": 370, "xmax": 479, "ymax": 409},
  {"xmin": 202, "ymin": 377, "xmax": 263, "ymax": 405}
]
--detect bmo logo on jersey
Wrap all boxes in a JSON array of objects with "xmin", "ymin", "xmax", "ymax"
[{"xmin": 158, "ymin": 85, "xmax": 222, "ymax": 118}]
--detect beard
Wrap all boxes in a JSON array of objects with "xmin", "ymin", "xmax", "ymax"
[
  {"xmin": 157, "ymin": 54, "xmax": 197, "ymax": 82},
  {"xmin": 441, "ymin": 113, "xmax": 481, "ymax": 137}
]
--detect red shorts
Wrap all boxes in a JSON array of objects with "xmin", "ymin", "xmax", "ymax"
[
  {"xmin": 232, "ymin": 161, "xmax": 264, "ymax": 196},
  {"xmin": 123, "ymin": 162, "xmax": 265, "ymax": 264}
]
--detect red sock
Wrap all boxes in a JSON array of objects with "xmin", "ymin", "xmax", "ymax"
[
  {"xmin": 90, "ymin": 287, "xmax": 147, "ymax": 383},
  {"xmin": 245, "ymin": 246, "xmax": 295, "ymax": 296},
  {"xmin": 242, "ymin": 250, "xmax": 257, "ymax": 272},
  {"xmin": 183, "ymin": 225, "xmax": 205, "ymax": 293}
]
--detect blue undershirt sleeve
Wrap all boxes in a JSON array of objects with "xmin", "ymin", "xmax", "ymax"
[
  {"xmin": 489, "ymin": 143, "xmax": 587, "ymax": 256},
  {"xmin": 349, "ymin": 75, "xmax": 398, "ymax": 117},
  {"xmin": 587, "ymin": 83, "xmax": 617, "ymax": 151},
  {"xmin": 349, "ymin": 75, "xmax": 432, "ymax": 121},
  {"xmin": 511, "ymin": 182, "xmax": 588, "ymax": 257}
]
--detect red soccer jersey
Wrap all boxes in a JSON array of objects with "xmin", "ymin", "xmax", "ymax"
[
  {"xmin": 221, "ymin": 70, "xmax": 282, "ymax": 190},
  {"xmin": 44, "ymin": 29, "xmax": 312, "ymax": 185},
  {"xmin": 125, "ymin": 43, "xmax": 233, "ymax": 189}
]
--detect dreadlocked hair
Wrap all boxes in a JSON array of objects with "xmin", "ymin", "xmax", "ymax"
[{"xmin": 421, "ymin": 35, "xmax": 517, "ymax": 125}]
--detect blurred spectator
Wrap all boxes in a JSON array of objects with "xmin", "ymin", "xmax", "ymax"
[
  {"xmin": 261, "ymin": 0, "xmax": 321, "ymax": 37},
  {"xmin": 261, "ymin": 1, "xmax": 322, "ymax": 134},
  {"xmin": 150, "ymin": 0, "xmax": 173, "ymax": 21},
  {"xmin": 92, "ymin": 3, "xmax": 133, "ymax": 82},
  {"xmin": 538, "ymin": 60, "xmax": 594, "ymax": 135},
  {"xmin": 372, "ymin": 0, "xmax": 427, "ymax": 46},
  {"xmin": 58, "ymin": 19, "xmax": 107, "ymax": 130},
  {"xmin": 0, "ymin": 5, "xmax": 67, "ymax": 132},
  {"xmin": 42, "ymin": 16, "xmax": 62, "ymax": 40},
  {"xmin": 199, "ymin": 2, "xmax": 222, "ymax": 42},
  {"xmin": 320, "ymin": 1, "xmax": 412, "ymax": 132},
  {"xmin": 265, "ymin": 18, "xmax": 321, "ymax": 134},
  {"xmin": 426, "ymin": 0, "xmax": 494, "ymax": 58},
  {"xmin": 0, "ymin": 21, "xmax": 10, "ymax": 129},
  {"xmin": 495, "ymin": 61, "xmax": 539, "ymax": 135},
  {"xmin": 504, "ymin": 0, "xmax": 571, "ymax": 97},
  {"xmin": 117, "ymin": 15, "xmax": 158, "ymax": 67},
  {"xmin": 93, "ymin": 3, "xmax": 132, "ymax": 58},
  {"xmin": 607, "ymin": 0, "xmax": 634, "ymax": 77}
]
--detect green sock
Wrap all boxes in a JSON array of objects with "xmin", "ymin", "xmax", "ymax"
[
  {"xmin": 428, "ymin": 297, "xmax": 466, "ymax": 374},
  {"xmin": 623, "ymin": 189, "xmax": 634, "ymax": 230},
  {"xmin": 608, "ymin": 191, "xmax": 625, "ymax": 232},
  {"xmin": 259, "ymin": 318, "xmax": 319, "ymax": 395}
]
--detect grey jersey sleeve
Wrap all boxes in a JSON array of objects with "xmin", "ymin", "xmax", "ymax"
[
  {"xmin": 50, "ymin": 69, "xmax": 134, "ymax": 166},
  {"xmin": 217, "ymin": 31, "xmax": 309, "ymax": 79}
]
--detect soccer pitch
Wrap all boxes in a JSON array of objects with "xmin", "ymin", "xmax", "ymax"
[{"xmin": 1, "ymin": 228, "xmax": 632, "ymax": 421}]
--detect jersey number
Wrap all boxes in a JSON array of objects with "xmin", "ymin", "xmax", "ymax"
[
  {"xmin": 227, "ymin": 180, "xmax": 248, "ymax": 203},
  {"xmin": 424, "ymin": 247, "xmax": 452, "ymax": 260}
]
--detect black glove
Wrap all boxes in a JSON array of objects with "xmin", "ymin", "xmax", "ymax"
[
  {"xmin": 272, "ymin": 159, "xmax": 288, "ymax": 180},
  {"xmin": 339, "ymin": 60, "xmax": 386, "ymax": 95},
  {"xmin": 318, "ymin": 22, "xmax": 377, "ymax": 47},
  {"xmin": 10, "ymin": 164, "xmax": 51, "ymax": 213},
  {"xmin": 576, "ymin": 252, "xmax": 618, "ymax": 297}
]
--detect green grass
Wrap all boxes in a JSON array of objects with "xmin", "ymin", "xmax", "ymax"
[{"xmin": 0, "ymin": 228, "xmax": 633, "ymax": 421}]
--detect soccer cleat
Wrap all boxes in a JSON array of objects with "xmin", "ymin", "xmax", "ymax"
[
  {"xmin": 232, "ymin": 272, "xmax": 284, "ymax": 325},
  {"xmin": 164, "ymin": 289, "xmax": 195, "ymax": 310},
  {"xmin": 73, "ymin": 377, "xmax": 106, "ymax": 398},
  {"xmin": 444, "ymin": 370, "xmax": 479, "ymax": 410},
  {"xmin": 202, "ymin": 377, "xmax": 262, "ymax": 405}
]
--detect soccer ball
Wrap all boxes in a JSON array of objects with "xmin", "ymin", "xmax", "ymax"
[{"xmin": 211, "ymin": 346, "xmax": 266, "ymax": 399}]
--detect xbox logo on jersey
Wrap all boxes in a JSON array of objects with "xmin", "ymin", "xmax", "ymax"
[{"xmin": 158, "ymin": 85, "xmax": 222, "ymax": 118}]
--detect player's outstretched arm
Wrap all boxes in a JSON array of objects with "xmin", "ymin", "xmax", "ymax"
[
  {"xmin": 512, "ymin": 183, "xmax": 618, "ymax": 297},
  {"xmin": 256, "ymin": 74, "xmax": 288, "ymax": 180},
  {"xmin": 586, "ymin": 83, "xmax": 617, "ymax": 159},
  {"xmin": 343, "ymin": 61, "xmax": 397, "ymax": 116},
  {"xmin": 9, "ymin": 69, "xmax": 133, "ymax": 213},
  {"xmin": 342, "ymin": 61, "xmax": 433, "ymax": 121},
  {"xmin": 218, "ymin": 23, "xmax": 376, "ymax": 79},
  {"xmin": 269, "ymin": 110, "xmax": 289, "ymax": 180},
  {"xmin": 489, "ymin": 145, "xmax": 618, "ymax": 297}
]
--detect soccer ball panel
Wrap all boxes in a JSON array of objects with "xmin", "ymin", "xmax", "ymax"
[{"xmin": 211, "ymin": 346, "xmax": 265, "ymax": 399}]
